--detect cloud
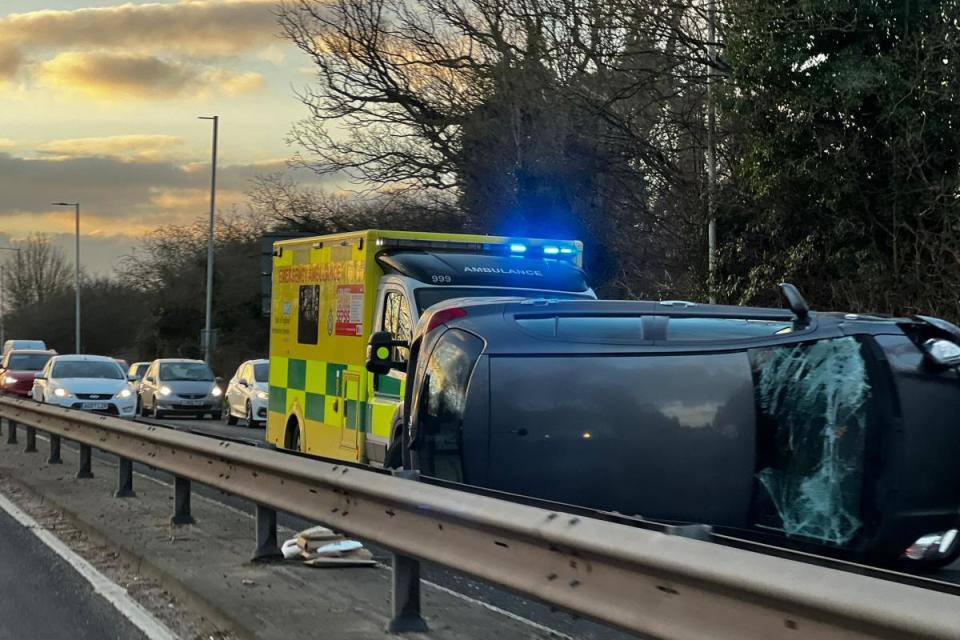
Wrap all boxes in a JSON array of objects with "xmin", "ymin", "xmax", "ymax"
[
  {"xmin": 0, "ymin": 45, "xmax": 22, "ymax": 79},
  {"xmin": 36, "ymin": 135, "xmax": 186, "ymax": 162},
  {"xmin": 0, "ymin": 1, "xmax": 280, "ymax": 57},
  {"xmin": 38, "ymin": 52, "xmax": 265, "ymax": 100}
]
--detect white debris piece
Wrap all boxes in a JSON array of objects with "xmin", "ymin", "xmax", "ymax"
[{"xmin": 281, "ymin": 538, "xmax": 301, "ymax": 559}]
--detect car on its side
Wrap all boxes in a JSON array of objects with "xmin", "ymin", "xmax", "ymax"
[
  {"xmin": 0, "ymin": 349, "xmax": 57, "ymax": 397},
  {"xmin": 2, "ymin": 339, "xmax": 47, "ymax": 356},
  {"xmin": 138, "ymin": 359, "xmax": 222, "ymax": 420},
  {"xmin": 369, "ymin": 285, "xmax": 960, "ymax": 568},
  {"xmin": 32, "ymin": 354, "xmax": 136, "ymax": 419},
  {"xmin": 222, "ymin": 359, "xmax": 269, "ymax": 427}
]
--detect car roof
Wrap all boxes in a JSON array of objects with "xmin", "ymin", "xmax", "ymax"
[
  {"xmin": 51, "ymin": 354, "xmax": 120, "ymax": 362},
  {"xmin": 5, "ymin": 349, "xmax": 56, "ymax": 356},
  {"xmin": 418, "ymin": 298, "xmax": 912, "ymax": 355},
  {"xmin": 153, "ymin": 358, "xmax": 206, "ymax": 364}
]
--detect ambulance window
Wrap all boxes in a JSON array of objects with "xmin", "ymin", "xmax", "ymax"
[
  {"xmin": 298, "ymin": 285, "xmax": 320, "ymax": 344},
  {"xmin": 414, "ymin": 329, "xmax": 484, "ymax": 483},
  {"xmin": 382, "ymin": 291, "xmax": 412, "ymax": 363}
]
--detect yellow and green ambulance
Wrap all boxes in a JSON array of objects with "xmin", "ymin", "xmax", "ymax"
[{"xmin": 266, "ymin": 230, "xmax": 593, "ymax": 466}]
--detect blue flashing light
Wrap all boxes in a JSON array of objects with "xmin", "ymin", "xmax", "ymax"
[
  {"xmin": 543, "ymin": 246, "xmax": 560, "ymax": 255},
  {"xmin": 559, "ymin": 247, "xmax": 575, "ymax": 255},
  {"xmin": 509, "ymin": 243, "xmax": 527, "ymax": 253}
]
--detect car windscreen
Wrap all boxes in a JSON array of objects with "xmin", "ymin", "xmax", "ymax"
[
  {"xmin": 52, "ymin": 361, "xmax": 123, "ymax": 380},
  {"xmin": 253, "ymin": 363, "xmax": 269, "ymax": 382},
  {"xmin": 7, "ymin": 353, "xmax": 52, "ymax": 371},
  {"xmin": 159, "ymin": 362, "xmax": 214, "ymax": 382},
  {"xmin": 415, "ymin": 288, "xmax": 589, "ymax": 314},
  {"xmin": 131, "ymin": 363, "xmax": 149, "ymax": 377}
]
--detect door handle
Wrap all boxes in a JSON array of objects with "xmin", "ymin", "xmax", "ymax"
[
  {"xmin": 509, "ymin": 428, "xmax": 528, "ymax": 436},
  {"xmin": 333, "ymin": 398, "xmax": 339, "ymax": 412}
]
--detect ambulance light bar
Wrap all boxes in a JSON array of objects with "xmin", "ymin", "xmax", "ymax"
[{"xmin": 376, "ymin": 237, "xmax": 579, "ymax": 259}]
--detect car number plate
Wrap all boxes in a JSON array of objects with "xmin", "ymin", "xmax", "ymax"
[
  {"xmin": 84, "ymin": 402, "xmax": 109, "ymax": 410},
  {"xmin": 181, "ymin": 399, "xmax": 205, "ymax": 406}
]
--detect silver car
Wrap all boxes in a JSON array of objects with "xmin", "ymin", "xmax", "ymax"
[{"xmin": 138, "ymin": 358, "xmax": 223, "ymax": 420}]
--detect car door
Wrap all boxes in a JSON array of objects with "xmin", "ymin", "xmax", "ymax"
[
  {"xmin": 230, "ymin": 364, "xmax": 249, "ymax": 415},
  {"xmin": 141, "ymin": 363, "xmax": 158, "ymax": 407},
  {"xmin": 33, "ymin": 361, "xmax": 52, "ymax": 401}
]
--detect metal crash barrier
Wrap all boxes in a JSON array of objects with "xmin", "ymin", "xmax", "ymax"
[{"xmin": 1, "ymin": 396, "xmax": 959, "ymax": 640}]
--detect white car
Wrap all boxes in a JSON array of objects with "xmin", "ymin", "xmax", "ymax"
[
  {"xmin": 222, "ymin": 359, "xmax": 269, "ymax": 427},
  {"xmin": 32, "ymin": 354, "xmax": 137, "ymax": 419}
]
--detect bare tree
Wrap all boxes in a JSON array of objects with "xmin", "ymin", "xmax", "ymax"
[{"xmin": 0, "ymin": 234, "xmax": 70, "ymax": 310}]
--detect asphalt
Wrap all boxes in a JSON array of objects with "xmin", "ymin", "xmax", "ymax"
[{"xmin": 0, "ymin": 506, "xmax": 147, "ymax": 640}]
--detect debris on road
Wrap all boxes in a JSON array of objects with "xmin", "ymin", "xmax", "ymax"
[{"xmin": 280, "ymin": 526, "xmax": 375, "ymax": 568}]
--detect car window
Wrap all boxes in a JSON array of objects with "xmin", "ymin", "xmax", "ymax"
[
  {"xmin": 666, "ymin": 317, "xmax": 793, "ymax": 341},
  {"xmin": 517, "ymin": 316, "xmax": 645, "ymax": 341},
  {"xmin": 253, "ymin": 362, "xmax": 269, "ymax": 382},
  {"xmin": 159, "ymin": 362, "xmax": 214, "ymax": 381},
  {"xmin": 7, "ymin": 353, "xmax": 52, "ymax": 371},
  {"xmin": 52, "ymin": 361, "xmax": 124, "ymax": 380},
  {"xmin": 413, "ymin": 329, "xmax": 484, "ymax": 482},
  {"xmin": 415, "ymin": 287, "xmax": 588, "ymax": 314},
  {"xmin": 382, "ymin": 290, "xmax": 412, "ymax": 363}
]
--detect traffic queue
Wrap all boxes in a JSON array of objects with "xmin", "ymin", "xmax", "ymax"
[{"xmin": 3, "ymin": 229, "xmax": 960, "ymax": 571}]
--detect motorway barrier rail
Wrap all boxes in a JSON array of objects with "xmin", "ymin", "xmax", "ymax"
[{"xmin": 1, "ymin": 396, "xmax": 959, "ymax": 640}]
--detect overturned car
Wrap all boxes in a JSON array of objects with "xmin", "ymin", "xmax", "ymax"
[{"xmin": 369, "ymin": 285, "xmax": 960, "ymax": 567}]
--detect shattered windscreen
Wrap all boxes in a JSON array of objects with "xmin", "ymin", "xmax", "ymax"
[{"xmin": 750, "ymin": 336, "xmax": 873, "ymax": 546}]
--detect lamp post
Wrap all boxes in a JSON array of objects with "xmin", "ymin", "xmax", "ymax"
[
  {"xmin": 0, "ymin": 246, "xmax": 21, "ymax": 347},
  {"xmin": 52, "ymin": 202, "xmax": 81, "ymax": 353},
  {"xmin": 198, "ymin": 115, "xmax": 219, "ymax": 364}
]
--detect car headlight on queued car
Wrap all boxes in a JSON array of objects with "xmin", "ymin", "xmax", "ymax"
[
  {"xmin": 256, "ymin": 390, "xmax": 269, "ymax": 401},
  {"xmin": 159, "ymin": 386, "xmax": 172, "ymax": 397},
  {"xmin": 211, "ymin": 386, "xmax": 223, "ymax": 397},
  {"xmin": 115, "ymin": 388, "xmax": 133, "ymax": 399},
  {"xmin": 3, "ymin": 376, "xmax": 16, "ymax": 385},
  {"xmin": 53, "ymin": 387, "xmax": 72, "ymax": 398}
]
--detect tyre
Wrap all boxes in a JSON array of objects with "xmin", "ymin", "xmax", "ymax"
[
  {"xmin": 224, "ymin": 405, "xmax": 238, "ymax": 426},
  {"xmin": 139, "ymin": 397, "xmax": 149, "ymax": 417},
  {"xmin": 246, "ymin": 402, "xmax": 262, "ymax": 428},
  {"xmin": 384, "ymin": 411, "xmax": 404, "ymax": 469},
  {"xmin": 151, "ymin": 400, "xmax": 164, "ymax": 420},
  {"xmin": 286, "ymin": 422, "xmax": 301, "ymax": 452}
]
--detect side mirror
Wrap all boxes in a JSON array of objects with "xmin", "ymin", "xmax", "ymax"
[
  {"xmin": 366, "ymin": 331, "xmax": 409, "ymax": 375},
  {"xmin": 922, "ymin": 338, "xmax": 960, "ymax": 367},
  {"xmin": 145, "ymin": 376, "xmax": 155, "ymax": 384},
  {"xmin": 128, "ymin": 374, "xmax": 139, "ymax": 382},
  {"xmin": 34, "ymin": 375, "xmax": 46, "ymax": 381},
  {"xmin": 239, "ymin": 379, "xmax": 249, "ymax": 388}
]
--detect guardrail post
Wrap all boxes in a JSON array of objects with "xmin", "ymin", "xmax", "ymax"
[
  {"xmin": 47, "ymin": 434, "xmax": 62, "ymax": 464},
  {"xmin": 251, "ymin": 505, "xmax": 282, "ymax": 561},
  {"xmin": 171, "ymin": 476, "xmax": 195, "ymax": 525},
  {"xmin": 24, "ymin": 426, "xmax": 37, "ymax": 452},
  {"xmin": 76, "ymin": 444, "xmax": 93, "ymax": 479},
  {"xmin": 6, "ymin": 419, "xmax": 17, "ymax": 444},
  {"xmin": 388, "ymin": 468, "xmax": 427, "ymax": 633},
  {"xmin": 115, "ymin": 457, "xmax": 135, "ymax": 498}
]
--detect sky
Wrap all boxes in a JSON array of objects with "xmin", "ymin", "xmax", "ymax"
[{"xmin": 0, "ymin": 0, "xmax": 333, "ymax": 275}]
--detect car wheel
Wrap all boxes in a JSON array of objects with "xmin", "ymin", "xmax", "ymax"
[
  {"xmin": 151, "ymin": 401, "xmax": 164, "ymax": 420},
  {"xmin": 384, "ymin": 411, "xmax": 404, "ymax": 469},
  {"xmin": 245, "ymin": 402, "xmax": 262, "ymax": 428},
  {"xmin": 224, "ymin": 405, "xmax": 238, "ymax": 426}
]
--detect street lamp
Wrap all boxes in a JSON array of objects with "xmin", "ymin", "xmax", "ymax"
[
  {"xmin": 198, "ymin": 115, "xmax": 219, "ymax": 364},
  {"xmin": 52, "ymin": 202, "xmax": 81, "ymax": 353},
  {"xmin": 0, "ymin": 246, "xmax": 21, "ymax": 347}
]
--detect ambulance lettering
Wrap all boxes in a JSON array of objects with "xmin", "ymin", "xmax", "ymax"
[{"xmin": 463, "ymin": 267, "xmax": 543, "ymax": 276}]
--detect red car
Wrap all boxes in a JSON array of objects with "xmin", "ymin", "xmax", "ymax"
[{"xmin": 0, "ymin": 349, "xmax": 57, "ymax": 397}]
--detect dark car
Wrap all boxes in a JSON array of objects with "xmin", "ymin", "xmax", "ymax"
[
  {"xmin": 0, "ymin": 349, "xmax": 57, "ymax": 397},
  {"xmin": 368, "ymin": 286, "xmax": 960, "ymax": 567}
]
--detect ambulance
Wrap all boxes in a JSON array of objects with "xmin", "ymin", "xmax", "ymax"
[{"xmin": 266, "ymin": 230, "xmax": 594, "ymax": 466}]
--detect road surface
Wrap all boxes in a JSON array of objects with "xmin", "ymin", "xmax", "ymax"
[{"xmin": 0, "ymin": 504, "xmax": 150, "ymax": 640}]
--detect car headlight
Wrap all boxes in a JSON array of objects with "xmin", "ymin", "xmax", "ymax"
[
  {"xmin": 256, "ymin": 391, "xmax": 269, "ymax": 400},
  {"xmin": 211, "ymin": 386, "xmax": 223, "ymax": 397},
  {"xmin": 116, "ymin": 388, "xmax": 132, "ymax": 399},
  {"xmin": 3, "ymin": 376, "xmax": 16, "ymax": 385},
  {"xmin": 159, "ymin": 386, "xmax": 172, "ymax": 397},
  {"xmin": 53, "ymin": 387, "xmax": 71, "ymax": 398}
]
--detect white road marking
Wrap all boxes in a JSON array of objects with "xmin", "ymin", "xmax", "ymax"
[{"xmin": 0, "ymin": 490, "xmax": 179, "ymax": 640}]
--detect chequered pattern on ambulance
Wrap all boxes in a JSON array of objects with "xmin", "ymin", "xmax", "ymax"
[{"xmin": 269, "ymin": 357, "xmax": 401, "ymax": 433}]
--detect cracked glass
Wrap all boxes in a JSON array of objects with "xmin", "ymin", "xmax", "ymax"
[{"xmin": 751, "ymin": 336, "xmax": 872, "ymax": 546}]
